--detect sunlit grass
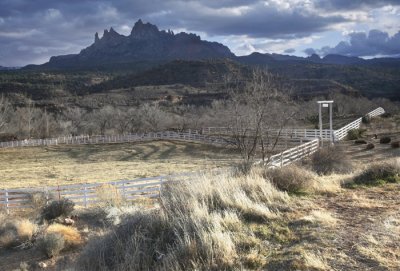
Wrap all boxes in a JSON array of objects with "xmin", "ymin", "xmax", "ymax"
[{"xmin": 0, "ymin": 140, "xmax": 240, "ymax": 189}]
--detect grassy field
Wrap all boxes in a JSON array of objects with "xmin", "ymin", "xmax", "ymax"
[{"xmin": 0, "ymin": 140, "xmax": 240, "ymax": 189}]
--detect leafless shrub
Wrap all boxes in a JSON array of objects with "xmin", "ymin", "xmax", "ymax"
[
  {"xmin": 41, "ymin": 199, "xmax": 75, "ymax": 221},
  {"xmin": 380, "ymin": 136, "xmax": 391, "ymax": 144},
  {"xmin": 366, "ymin": 143, "xmax": 375, "ymax": 150},
  {"xmin": 309, "ymin": 146, "xmax": 353, "ymax": 175},
  {"xmin": 264, "ymin": 165, "xmax": 315, "ymax": 193},
  {"xmin": 391, "ymin": 141, "xmax": 400, "ymax": 148},
  {"xmin": 39, "ymin": 232, "xmax": 65, "ymax": 258}
]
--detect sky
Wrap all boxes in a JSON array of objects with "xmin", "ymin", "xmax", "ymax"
[{"xmin": 0, "ymin": 0, "xmax": 399, "ymax": 66}]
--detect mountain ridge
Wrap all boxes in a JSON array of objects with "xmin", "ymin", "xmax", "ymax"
[{"xmin": 26, "ymin": 19, "xmax": 400, "ymax": 71}]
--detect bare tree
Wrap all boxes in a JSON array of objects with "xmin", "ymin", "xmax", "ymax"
[
  {"xmin": 138, "ymin": 104, "xmax": 165, "ymax": 132},
  {"xmin": 227, "ymin": 69, "xmax": 295, "ymax": 166},
  {"xmin": 0, "ymin": 95, "xmax": 10, "ymax": 132},
  {"xmin": 64, "ymin": 107, "xmax": 86, "ymax": 135}
]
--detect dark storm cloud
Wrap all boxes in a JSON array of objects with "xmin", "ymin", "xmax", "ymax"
[{"xmin": 305, "ymin": 30, "xmax": 400, "ymax": 57}]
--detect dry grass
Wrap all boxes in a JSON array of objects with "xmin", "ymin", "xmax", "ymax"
[
  {"xmin": 0, "ymin": 141, "xmax": 240, "ymax": 189},
  {"xmin": 0, "ymin": 219, "xmax": 37, "ymax": 248},
  {"xmin": 302, "ymin": 251, "xmax": 331, "ymax": 270},
  {"xmin": 77, "ymin": 170, "xmax": 289, "ymax": 270},
  {"xmin": 46, "ymin": 224, "xmax": 82, "ymax": 248},
  {"xmin": 301, "ymin": 210, "xmax": 338, "ymax": 227},
  {"xmin": 95, "ymin": 184, "xmax": 124, "ymax": 207}
]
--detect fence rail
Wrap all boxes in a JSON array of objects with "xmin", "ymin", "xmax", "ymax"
[
  {"xmin": 0, "ymin": 131, "xmax": 226, "ymax": 149},
  {"xmin": 0, "ymin": 107, "xmax": 385, "ymax": 212},
  {"xmin": 334, "ymin": 107, "xmax": 385, "ymax": 141},
  {"xmin": 202, "ymin": 127, "xmax": 333, "ymax": 140}
]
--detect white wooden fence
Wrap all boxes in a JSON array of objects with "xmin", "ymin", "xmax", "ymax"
[
  {"xmin": 265, "ymin": 138, "xmax": 320, "ymax": 167},
  {"xmin": 202, "ymin": 127, "xmax": 333, "ymax": 140},
  {"xmin": 0, "ymin": 173, "xmax": 199, "ymax": 212},
  {"xmin": 0, "ymin": 131, "xmax": 226, "ymax": 149},
  {"xmin": 334, "ymin": 107, "xmax": 385, "ymax": 140},
  {"xmin": 0, "ymin": 107, "xmax": 385, "ymax": 212}
]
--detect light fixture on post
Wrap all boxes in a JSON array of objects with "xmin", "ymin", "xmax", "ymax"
[{"xmin": 317, "ymin": 100, "xmax": 334, "ymax": 145}]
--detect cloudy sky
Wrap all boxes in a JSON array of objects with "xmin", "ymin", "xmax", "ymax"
[{"xmin": 0, "ymin": 0, "xmax": 399, "ymax": 66}]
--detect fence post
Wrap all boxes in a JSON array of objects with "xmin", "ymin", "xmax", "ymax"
[
  {"xmin": 4, "ymin": 189, "xmax": 9, "ymax": 214},
  {"xmin": 159, "ymin": 177, "xmax": 163, "ymax": 197},
  {"xmin": 84, "ymin": 184, "xmax": 88, "ymax": 208},
  {"xmin": 122, "ymin": 182, "xmax": 126, "ymax": 199}
]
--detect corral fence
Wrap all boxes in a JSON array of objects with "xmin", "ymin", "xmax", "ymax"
[
  {"xmin": 202, "ymin": 127, "xmax": 333, "ymax": 140},
  {"xmin": 334, "ymin": 107, "xmax": 385, "ymax": 140},
  {"xmin": 0, "ymin": 107, "xmax": 385, "ymax": 212},
  {"xmin": 0, "ymin": 131, "xmax": 225, "ymax": 149}
]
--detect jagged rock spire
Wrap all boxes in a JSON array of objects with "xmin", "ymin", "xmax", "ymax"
[{"xmin": 95, "ymin": 32, "xmax": 100, "ymax": 43}]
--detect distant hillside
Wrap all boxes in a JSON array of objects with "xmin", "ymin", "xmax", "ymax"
[{"xmin": 90, "ymin": 59, "xmax": 251, "ymax": 92}]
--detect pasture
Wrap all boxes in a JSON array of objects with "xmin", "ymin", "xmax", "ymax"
[{"xmin": 0, "ymin": 140, "xmax": 240, "ymax": 189}]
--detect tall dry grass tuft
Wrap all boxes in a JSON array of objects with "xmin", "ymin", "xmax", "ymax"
[
  {"xmin": 46, "ymin": 224, "xmax": 82, "ymax": 248},
  {"xmin": 0, "ymin": 219, "xmax": 37, "ymax": 248},
  {"xmin": 77, "ymin": 170, "xmax": 289, "ymax": 270}
]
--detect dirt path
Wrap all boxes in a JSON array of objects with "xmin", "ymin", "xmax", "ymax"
[{"xmin": 314, "ymin": 184, "xmax": 400, "ymax": 270}]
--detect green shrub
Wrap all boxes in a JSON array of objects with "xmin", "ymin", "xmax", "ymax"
[
  {"xmin": 309, "ymin": 146, "xmax": 353, "ymax": 175},
  {"xmin": 41, "ymin": 199, "xmax": 75, "ymax": 221},
  {"xmin": 264, "ymin": 165, "xmax": 314, "ymax": 193},
  {"xmin": 379, "ymin": 137, "xmax": 391, "ymax": 144},
  {"xmin": 362, "ymin": 115, "xmax": 371, "ymax": 124},
  {"xmin": 39, "ymin": 233, "xmax": 65, "ymax": 258},
  {"xmin": 353, "ymin": 160, "xmax": 400, "ymax": 186},
  {"xmin": 366, "ymin": 143, "xmax": 375, "ymax": 150},
  {"xmin": 347, "ymin": 129, "xmax": 365, "ymax": 140}
]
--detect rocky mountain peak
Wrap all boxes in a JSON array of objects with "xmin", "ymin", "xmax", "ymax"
[
  {"xmin": 130, "ymin": 19, "xmax": 162, "ymax": 39},
  {"xmin": 94, "ymin": 32, "xmax": 100, "ymax": 43}
]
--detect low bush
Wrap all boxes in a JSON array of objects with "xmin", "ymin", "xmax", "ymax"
[
  {"xmin": 366, "ymin": 143, "xmax": 375, "ymax": 150},
  {"xmin": 379, "ymin": 137, "xmax": 391, "ymax": 144},
  {"xmin": 264, "ymin": 165, "xmax": 315, "ymax": 193},
  {"xmin": 353, "ymin": 160, "xmax": 400, "ymax": 186},
  {"xmin": 347, "ymin": 129, "xmax": 365, "ymax": 140},
  {"xmin": 309, "ymin": 146, "xmax": 353, "ymax": 175},
  {"xmin": 39, "ymin": 233, "xmax": 65, "ymax": 258},
  {"xmin": 0, "ymin": 219, "xmax": 37, "ymax": 248},
  {"xmin": 41, "ymin": 199, "xmax": 75, "ymax": 221},
  {"xmin": 391, "ymin": 141, "xmax": 400, "ymax": 148},
  {"xmin": 381, "ymin": 112, "xmax": 392, "ymax": 118},
  {"xmin": 46, "ymin": 224, "xmax": 82, "ymax": 248},
  {"xmin": 362, "ymin": 115, "xmax": 371, "ymax": 124},
  {"xmin": 354, "ymin": 139, "xmax": 367, "ymax": 145}
]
